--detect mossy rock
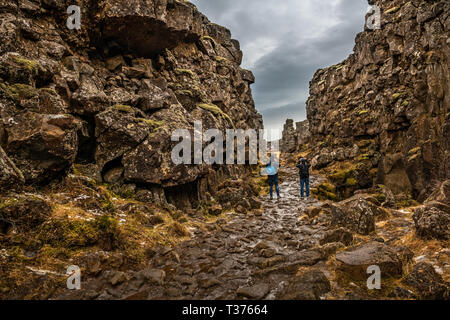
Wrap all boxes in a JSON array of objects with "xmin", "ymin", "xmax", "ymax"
[
  {"xmin": 38, "ymin": 219, "xmax": 99, "ymax": 248},
  {"xmin": 357, "ymin": 139, "xmax": 374, "ymax": 149},
  {"xmin": 408, "ymin": 147, "xmax": 421, "ymax": 155},
  {"xmin": 112, "ymin": 104, "xmax": 134, "ymax": 113},
  {"xmin": 5, "ymin": 84, "xmax": 38, "ymax": 101},
  {"xmin": 137, "ymin": 118, "xmax": 164, "ymax": 127},
  {"xmin": 408, "ymin": 153, "xmax": 421, "ymax": 162},
  {"xmin": 329, "ymin": 168, "xmax": 354, "ymax": 184},
  {"xmin": 175, "ymin": 68, "xmax": 195, "ymax": 77},
  {"xmin": 38, "ymin": 215, "xmax": 121, "ymax": 249},
  {"xmin": 198, "ymin": 103, "xmax": 233, "ymax": 123},
  {"xmin": 312, "ymin": 186, "xmax": 338, "ymax": 201},
  {"xmin": 201, "ymin": 36, "xmax": 217, "ymax": 46},
  {"xmin": 312, "ymin": 182, "xmax": 338, "ymax": 201},
  {"xmin": 177, "ymin": 89, "xmax": 194, "ymax": 97},
  {"xmin": 13, "ymin": 57, "xmax": 40, "ymax": 72},
  {"xmin": 39, "ymin": 87, "xmax": 57, "ymax": 95},
  {"xmin": 359, "ymin": 154, "xmax": 371, "ymax": 161},
  {"xmin": 385, "ymin": 6, "xmax": 400, "ymax": 14},
  {"xmin": 0, "ymin": 197, "xmax": 19, "ymax": 210},
  {"xmin": 0, "ymin": 195, "xmax": 51, "ymax": 232},
  {"xmin": 318, "ymin": 182, "xmax": 336, "ymax": 193},
  {"xmin": 374, "ymin": 193, "xmax": 387, "ymax": 203},
  {"xmin": 345, "ymin": 178, "xmax": 358, "ymax": 187},
  {"xmin": 392, "ymin": 92, "xmax": 406, "ymax": 100},
  {"xmin": 214, "ymin": 56, "xmax": 230, "ymax": 63}
]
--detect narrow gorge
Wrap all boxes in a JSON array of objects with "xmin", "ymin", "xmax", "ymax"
[{"xmin": 0, "ymin": 0, "xmax": 449, "ymax": 300}]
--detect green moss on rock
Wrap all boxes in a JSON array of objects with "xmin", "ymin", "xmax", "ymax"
[
  {"xmin": 13, "ymin": 57, "xmax": 40, "ymax": 72},
  {"xmin": 392, "ymin": 92, "xmax": 406, "ymax": 100},
  {"xmin": 408, "ymin": 147, "xmax": 421, "ymax": 155},
  {"xmin": 385, "ymin": 6, "xmax": 400, "ymax": 14},
  {"xmin": 198, "ymin": 103, "xmax": 233, "ymax": 123},
  {"xmin": 175, "ymin": 68, "xmax": 195, "ymax": 77},
  {"xmin": 201, "ymin": 36, "xmax": 217, "ymax": 45},
  {"xmin": 214, "ymin": 56, "xmax": 229, "ymax": 63},
  {"xmin": 345, "ymin": 178, "xmax": 358, "ymax": 187},
  {"xmin": 6, "ymin": 84, "xmax": 38, "ymax": 101},
  {"xmin": 38, "ymin": 215, "xmax": 121, "ymax": 249},
  {"xmin": 112, "ymin": 104, "xmax": 133, "ymax": 113},
  {"xmin": 137, "ymin": 118, "xmax": 164, "ymax": 131},
  {"xmin": 329, "ymin": 168, "xmax": 355, "ymax": 184}
]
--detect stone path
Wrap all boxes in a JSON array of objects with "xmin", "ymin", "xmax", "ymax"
[
  {"xmin": 59, "ymin": 167, "xmax": 334, "ymax": 300},
  {"xmin": 57, "ymin": 167, "xmax": 449, "ymax": 300}
]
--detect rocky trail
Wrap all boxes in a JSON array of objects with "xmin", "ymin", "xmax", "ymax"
[
  {"xmin": 0, "ymin": 0, "xmax": 448, "ymax": 301},
  {"xmin": 57, "ymin": 167, "xmax": 448, "ymax": 300},
  {"xmin": 57, "ymin": 166, "xmax": 326, "ymax": 299}
]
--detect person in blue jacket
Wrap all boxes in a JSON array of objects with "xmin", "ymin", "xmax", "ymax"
[{"xmin": 265, "ymin": 157, "xmax": 280, "ymax": 200}]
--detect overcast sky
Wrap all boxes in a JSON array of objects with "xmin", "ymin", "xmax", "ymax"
[{"xmin": 191, "ymin": 0, "xmax": 368, "ymax": 138}]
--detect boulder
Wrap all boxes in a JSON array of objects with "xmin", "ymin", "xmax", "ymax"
[
  {"xmin": 94, "ymin": 106, "xmax": 150, "ymax": 170},
  {"xmin": 336, "ymin": 242, "xmax": 411, "ymax": 280},
  {"xmin": 275, "ymin": 270, "xmax": 331, "ymax": 300},
  {"xmin": 137, "ymin": 80, "xmax": 175, "ymax": 112},
  {"xmin": 132, "ymin": 268, "xmax": 166, "ymax": 287},
  {"xmin": 0, "ymin": 194, "xmax": 52, "ymax": 233},
  {"xmin": 412, "ymin": 206, "xmax": 450, "ymax": 240},
  {"xmin": 0, "ymin": 145, "xmax": 24, "ymax": 191},
  {"xmin": 425, "ymin": 180, "xmax": 450, "ymax": 206},
  {"xmin": 98, "ymin": 0, "xmax": 204, "ymax": 56},
  {"xmin": 329, "ymin": 197, "xmax": 383, "ymax": 235},
  {"xmin": 319, "ymin": 227, "xmax": 353, "ymax": 246},
  {"xmin": 3, "ymin": 112, "xmax": 81, "ymax": 183},
  {"xmin": 70, "ymin": 76, "xmax": 109, "ymax": 115},
  {"xmin": 402, "ymin": 263, "xmax": 449, "ymax": 300},
  {"xmin": 236, "ymin": 283, "xmax": 270, "ymax": 300},
  {"xmin": 0, "ymin": 52, "xmax": 41, "ymax": 86}
]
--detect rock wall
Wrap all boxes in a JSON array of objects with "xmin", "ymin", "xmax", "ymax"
[
  {"xmin": 306, "ymin": 0, "xmax": 449, "ymax": 200},
  {"xmin": 280, "ymin": 119, "xmax": 310, "ymax": 153},
  {"xmin": 0, "ymin": 0, "xmax": 263, "ymax": 207}
]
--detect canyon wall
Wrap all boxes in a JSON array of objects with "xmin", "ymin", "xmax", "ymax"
[
  {"xmin": 306, "ymin": 0, "xmax": 449, "ymax": 201},
  {"xmin": 0, "ymin": 0, "xmax": 263, "ymax": 207}
]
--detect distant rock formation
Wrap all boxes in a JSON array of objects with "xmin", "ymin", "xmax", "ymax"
[
  {"xmin": 280, "ymin": 119, "xmax": 310, "ymax": 153},
  {"xmin": 306, "ymin": 0, "xmax": 449, "ymax": 200}
]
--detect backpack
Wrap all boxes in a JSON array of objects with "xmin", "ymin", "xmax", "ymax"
[
  {"xmin": 266, "ymin": 165, "xmax": 277, "ymax": 176},
  {"xmin": 298, "ymin": 163, "xmax": 310, "ymax": 178}
]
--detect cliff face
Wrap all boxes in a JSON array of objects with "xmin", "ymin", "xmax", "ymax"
[
  {"xmin": 306, "ymin": 0, "xmax": 449, "ymax": 201},
  {"xmin": 0, "ymin": 0, "xmax": 263, "ymax": 207}
]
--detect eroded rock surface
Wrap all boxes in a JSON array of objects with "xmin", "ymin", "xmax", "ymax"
[
  {"xmin": 305, "ymin": 0, "xmax": 449, "ymax": 201},
  {"xmin": 0, "ymin": 0, "xmax": 263, "ymax": 206}
]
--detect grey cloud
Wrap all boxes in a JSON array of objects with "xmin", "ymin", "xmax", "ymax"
[{"xmin": 191, "ymin": 0, "xmax": 368, "ymax": 134}]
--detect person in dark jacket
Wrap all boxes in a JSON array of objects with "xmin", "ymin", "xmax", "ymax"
[
  {"xmin": 296, "ymin": 157, "xmax": 311, "ymax": 198},
  {"xmin": 265, "ymin": 157, "xmax": 280, "ymax": 200}
]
